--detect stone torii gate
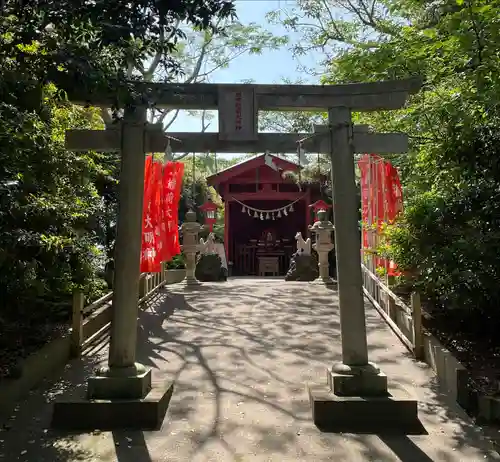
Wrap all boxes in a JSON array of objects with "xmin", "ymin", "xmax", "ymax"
[{"xmin": 53, "ymin": 78, "xmax": 421, "ymax": 432}]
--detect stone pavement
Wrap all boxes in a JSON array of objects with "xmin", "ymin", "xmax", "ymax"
[{"xmin": 1, "ymin": 278, "xmax": 499, "ymax": 461}]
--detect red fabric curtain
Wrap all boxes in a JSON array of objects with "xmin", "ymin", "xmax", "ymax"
[{"xmin": 385, "ymin": 162, "xmax": 403, "ymax": 220}]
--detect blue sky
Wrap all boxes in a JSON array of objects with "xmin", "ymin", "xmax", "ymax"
[{"xmin": 168, "ymin": 0, "xmax": 318, "ymax": 158}]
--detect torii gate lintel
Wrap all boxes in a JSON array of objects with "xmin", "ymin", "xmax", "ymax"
[
  {"xmin": 67, "ymin": 77, "xmax": 422, "ymax": 111},
  {"xmin": 65, "ymin": 127, "xmax": 409, "ymax": 155}
]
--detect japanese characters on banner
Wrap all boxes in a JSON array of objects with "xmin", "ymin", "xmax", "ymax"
[
  {"xmin": 140, "ymin": 158, "xmax": 184, "ymax": 273},
  {"xmin": 162, "ymin": 161, "xmax": 184, "ymax": 258},
  {"xmin": 358, "ymin": 154, "xmax": 403, "ymax": 276},
  {"xmin": 140, "ymin": 157, "xmax": 161, "ymax": 273}
]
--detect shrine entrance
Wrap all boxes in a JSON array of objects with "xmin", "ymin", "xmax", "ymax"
[
  {"xmin": 61, "ymin": 77, "xmax": 422, "ymax": 433},
  {"xmin": 207, "ymin": 153, "xmax": 318, "ymax": 276},
  {"xmin": 228, "ymin": 199, "xmax": 305, "ymax": 276}
]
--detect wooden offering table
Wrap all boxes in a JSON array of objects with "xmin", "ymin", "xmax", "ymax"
[
  {"xmin": 234, "ymin": 229, "xmax": 294, "ymax": 276},
  {"xmin": 258, "ymin": 256, "xmax": 279, "ymax": 276}
]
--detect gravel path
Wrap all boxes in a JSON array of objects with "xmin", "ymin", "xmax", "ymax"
[{"xmin": 1, "ymin": 278, "xmax": 499, "ymax": 461}]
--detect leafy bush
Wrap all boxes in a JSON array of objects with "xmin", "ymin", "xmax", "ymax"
[
  {"xmin": 0, "ymin": 84, "xmax": 108, "ymax": 319},
  {"xmin": 179, "ymin": 175, "xmax": 210, "ymax": 224},
  {"xmin": 212, "ymin": 223, "xmax": 225, "ymax": 242},
  {"xmin": 384, "ymin": 117, "xmax": 500, "ymax": 316},
  {"xmin": 166, "ymin": 254, "xmax": 185, "ymax": 270}
]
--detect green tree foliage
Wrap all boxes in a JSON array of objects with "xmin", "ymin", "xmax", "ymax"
[
  {"xmin": 271, "ymin": 0, "xmax": 500, "ymax": 315},
  {"xmin": 0, "ymin": 84, "xmax": 109, "ymax": 371},
  {"xmin": 0, "ymin": 83, "xmax": 107, "ymax": 300},
  {"xmin": 0, "ymin": 0, "xmax": 238, "ymax": 368},
  {"xmin": 2, "ymin": 0, "xmax": 236, "ymax": 95},
  {"xmin": 179, "ymin": 153, "xmax": 242, "ymax": 230}
]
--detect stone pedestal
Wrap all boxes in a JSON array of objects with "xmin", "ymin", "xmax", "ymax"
[
  {"xmin": 87, "ymin": 364, "xmax": 152, "ymax": 400},
  {"xmin": 308, "ymin": 210, "xmax": 335, "ymax": 285},
  {"xmin": 317, "ymin": 252, "xmax": 333, "ymax": 283},
  {"xmin": 52, "ymin": 380, "xmax": 174, "ymax": 431},
  {"xmin": 309, "ymin": 372, "xmax": 419, "ymax": 433},
  {"xmin": 184, "ymin": 252, "xmax": 199, "ymax": 285},
  {"xmin": 195, "ymin": 253, "xmax": 226, "ymax": 281},
  {"xmin": 180, "ymin": 210, "xmax": 202, "ymax": 286},
  {"xmin": 51, "ymin": 108, "xmax": 173, "ymax": 431},
  {"xmin": 309, "ymin": 363, "xmax": 420, "ymax": 433},
  {"xmin": 284, "ymin": 252, "xmax": 318, "ymax": 281}
]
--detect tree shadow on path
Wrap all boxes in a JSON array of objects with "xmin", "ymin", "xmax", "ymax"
[
  {"xmin": 131, "ymin": 280, "xmax": 500, "ymax": 461},
  {"xmin": 0, "ymin": 279, "xmax": 498, "ymax": 461}
]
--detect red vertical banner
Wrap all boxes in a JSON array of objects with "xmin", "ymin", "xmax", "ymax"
[
  {"xmin": 157, "ymin": 165, "xmax": 170, "ymax": 264},
  {"xmin": 171, "ymin": 162, "xmax": 184, "ymax": 255},
  {"xmin": 358, "ymin": 154, "xmax": 371, "ymax": 250},
  {"xmin": 385, "ymin": 162, "xmax": 403, "ymax": 220},
  {"xmin": 162, "ymin": 161, "xmax": 184, "ymax": 260},
  {"xmin": 374, "ymin": 155, "xmax": 386, "ymax": 270},
  {"xmin": 140, "ymin": 156, "xmax": 155, "ymax": 272},
  {"xmin": 140, "ymin": 158, "xmax": 184, "ymax": 273},
  {"xmin": 140, "ymin": 158, "xmax": 162, "ymax": 273},
  {"xmin": 151, "ymin": 160, "xmax": 163, "ymax": 269},
  {"xmin": 358, "ymin": 154, "xmax": 404, "ymax": 276},
  {"xmin": 384, "ymin": 162, "xmax": 403, "ymax": 276}
]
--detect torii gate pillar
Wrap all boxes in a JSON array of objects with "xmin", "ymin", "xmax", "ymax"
[
  {"xmin": 308, "ymin": 108, "xmax": 421, "ymax": 434},
  {"xmin": 328, "ymin": 107, "xmax": 370, "ymax": 367},
  {"xmin": 52, "ymin": 108, "xmax": 174, "ymax": 432},
  {"xmin": 91, "ymin": 107, "xmax": 150, "ymax": 386}
]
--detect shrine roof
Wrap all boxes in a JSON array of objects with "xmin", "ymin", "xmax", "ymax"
[{"xmin": 206, "ymin": 153, "xmax": 302, "ymax": 186}]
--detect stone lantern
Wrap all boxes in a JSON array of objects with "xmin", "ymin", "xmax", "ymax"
[
  {"xmin": 308, "ymin": 208, "xmax": 335, "ymax": 285},
  {"xmin": 199, "ymin": 199, "xmax": 218, "ymax": 232},
  {"xmin": 180, "ymin": 209, "xmax": 202, "ymax": 285}
]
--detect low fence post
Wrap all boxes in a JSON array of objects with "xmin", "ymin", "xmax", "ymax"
[
  {"xmin": 138, "ymin": 275, "xmax": 146, "ymax": 300},
  {"xmin": 71, "ymin": 291, "xmax": 84, "ymax": 358},
  {"xmin": 411, "ymin": 291, "xmax": 424, "ymax": 360},
  {"xmin": 386, "ymin": 275, "xmax": 397, "ymax": 321}
]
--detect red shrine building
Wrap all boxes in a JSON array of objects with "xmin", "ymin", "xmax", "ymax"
[{"xmin": 206, "ymin": 153, "xmax": 324, "ymax": 277}]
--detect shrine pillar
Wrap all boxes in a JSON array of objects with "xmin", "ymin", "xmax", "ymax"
[
  {"xmin": 329, "ymin": 107, "xmax": 370, "ymax": 368},
  {"xmin": 309, "ymin": 103, "xmax": 419, "ymax": 434},
  {"xmin": 224, "ymin": 199, "xmax": 230, "ymax": 264},
  {"xmin": 53, "ymin": 106, "xmax": 175, "ymax": 432},
  {"xmin": 305, "ymin": 186, "xmax": 311, "ymax": 234}
]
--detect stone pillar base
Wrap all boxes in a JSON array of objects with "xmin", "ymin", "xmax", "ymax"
[
  {"xmin": 186, "ymin": 277, "xmax": 200, "ymax": 284},
  {"xmin": 311, "ymin": 277, "xmax": 337, "ymax": 287},
  {"xmin": 184, "ymin": 278, "xmax": 201, "ymax": 288},
  {"xmin": 308, "ymin": 368, "xmax": 422, "ymax": 434},
  {"xmin": 88, "ymin": 365, "xmax": 152, "ymax": 400},
  {"xmin": 51, "ymin": 366, "xmax": 174, "ymax": 431},
  {"xmin": 328, "ymin": 370, "xmax": 388, "ymax": 397}
]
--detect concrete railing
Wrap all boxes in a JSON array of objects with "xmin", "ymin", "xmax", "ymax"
[
  {"xmin": 0, "ymin": 262, "xmax": 185, "ymax": 420},
  {"xmin": 361, "ymin": 263, "xmax": 500, "ymax": 425},
  {"xmin": 71, "ymin": 262, "xmax": 169, "ymax": 357},
  {"xmin": 361, "ymin": 264, "xmax": 424, "ymax": 360}
]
